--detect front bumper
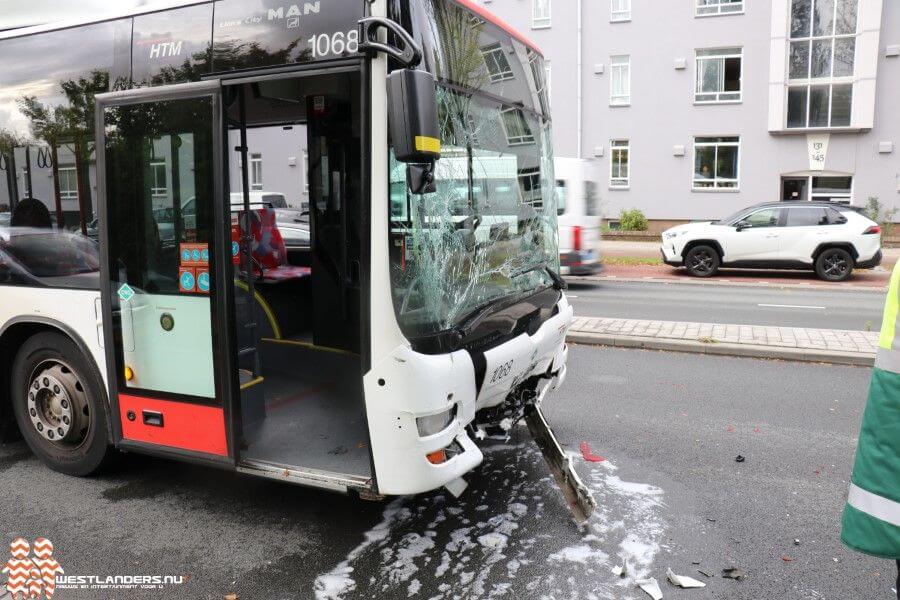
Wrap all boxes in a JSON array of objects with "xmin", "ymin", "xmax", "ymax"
[
  {"xmin": 560, "ymin": 249, "xmax": 603, "ymax": 276},
  {"xmin": 661, "ymin": 245, "xmax": 682, "ymax": 266}
]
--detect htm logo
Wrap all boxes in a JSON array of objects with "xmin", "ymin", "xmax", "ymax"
[{"xmin": 149, "ymin": 41, "xmax": 183, "ymax": 59}]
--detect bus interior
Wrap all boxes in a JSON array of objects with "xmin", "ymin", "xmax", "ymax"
[{"xmin": 227, "ymin": 71, "xmax": 369, "ymax": 478}]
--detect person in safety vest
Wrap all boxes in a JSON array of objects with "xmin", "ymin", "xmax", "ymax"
[{"xmin": 841, "ymin": 260, "xmax": 900, "ymax": 599}]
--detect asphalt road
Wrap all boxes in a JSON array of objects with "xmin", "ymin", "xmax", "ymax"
[
  {"xmin": 0, "ymin": 346, "xmax": 894, "ymax": 599},
  {"xmin": 568, "ymin": 279, "xmax": 885, "ymax": 330}
]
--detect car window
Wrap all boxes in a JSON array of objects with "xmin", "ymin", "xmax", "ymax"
[
  {"xmin": 743, "ymin": 208, "xmax": 781, "ymax": 228},
  {"xmin": 825, "ymin": 207, "xmax": 847, "ymax": 224},
  {"xmin": 786, "ymin": 206, "xmax": 829, "ymax": 227}
]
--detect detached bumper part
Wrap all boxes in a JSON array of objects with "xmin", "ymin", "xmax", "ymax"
[{"xmin": 524, "ymin": 404, "xmax": 596, "ymax": 523}]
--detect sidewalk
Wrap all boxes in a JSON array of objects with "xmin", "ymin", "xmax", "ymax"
[{"xmin": 567, "ymin": 316, "xmax": 878, "ymax": 366}]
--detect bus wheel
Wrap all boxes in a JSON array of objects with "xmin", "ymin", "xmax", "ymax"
[{"xmin": 11, "ymin": 332, "xmax": 111, "ymax": 476}]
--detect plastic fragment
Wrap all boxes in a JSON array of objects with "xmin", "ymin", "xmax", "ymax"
[
  {"xmin": 793, "ymin": 539, "xmax": 801, "ymax": 546},
  {"xmin": 579, "ymin": 442, "xmax": 605, "ymax": 463},
  {"xmin": 735, "ymin": 455, "xmax": 746, "ymax": 463},
  {"xmin": 722, "ymin": 567, "xmax": 746, "ymax": 580},
  {"xmin": 636, "ymin": 577, "xmax": 663, "ymax": 600},
  {"xmin": 666, "ymin": 568, "xmax": 707, "ymax": 589},
  {"xmin": 611, "ymin": 565, "xmax": 624, "ymax": 577},
  {"xmin": 697, "ymin": 569, "xmax": 712, "ymax": 578},
  {"xmin": 781, "ymin": 555, "xmax": 793, "ymax": 562}
]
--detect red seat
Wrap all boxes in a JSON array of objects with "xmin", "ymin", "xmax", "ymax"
[{"xmin": 235, "ymin": 208, "xmax": 310, "ymax": 282}]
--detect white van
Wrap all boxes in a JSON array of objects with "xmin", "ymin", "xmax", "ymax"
[{"xmin": 555, "ymin": 158, "xmax": 602, "ymax": 276}]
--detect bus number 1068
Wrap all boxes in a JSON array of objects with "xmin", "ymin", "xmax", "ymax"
[{"xmin": 308, "ymin": 30, "xmax": 359, "ymax": 58}]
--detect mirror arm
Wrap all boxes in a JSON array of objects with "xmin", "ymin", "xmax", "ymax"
[{"xmin": 358, "ymin": 17, "xmax": 423, "ymax": 67}]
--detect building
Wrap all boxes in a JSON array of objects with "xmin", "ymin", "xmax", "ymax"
[{"xmin": 475, "ymin": 0, "xmax": 900, "ymax": 231}]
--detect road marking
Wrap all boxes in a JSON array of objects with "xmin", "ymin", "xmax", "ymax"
[{"xmin": 758, "ymin": 303, "xmax": 826, "ymax": 310}]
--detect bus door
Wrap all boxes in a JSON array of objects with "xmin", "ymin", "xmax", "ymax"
[{"xmin": 95, "ymin": 82, "xmax": 236, "ymax": 463}]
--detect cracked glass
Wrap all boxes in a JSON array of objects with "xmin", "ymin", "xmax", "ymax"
[{"xmin": 389, "ymin": 0, "xmax": 558, "ymax": 338}]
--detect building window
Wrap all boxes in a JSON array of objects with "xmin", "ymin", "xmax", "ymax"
[
  {"xmin": 533, "ymin": 0, "xmax": 551, "ymax": 28},
  {"xmin": 695, "ymin": 48, "xmax": 742, "ymax": 103},
  {"xmin": 811, "ymin": 175, "xmax": 852, "ymax": 203},
  {"xmin": 58, "ymin": 167, "xmax": 79, "ymax": 201},
  {"xmin": 611, "ymin": 0, "xmax": 631, "ymax": 22},
  {"xmin": 610, "ymin": 140, "xmax": 630, "ymax": 188},
  {"xmin": 482, "ymin": 43, "xmax": 514, "ymax": 83},
  {"xmin": 500, "ymin": 107, "xmax": 535, "ymax": 145},
  {"xmin": 696, "ymin": 0, "xmax": 744, "ymax": 17},
  {"xmin": 250, "ymin": 153, "xmax": 263, "ymax": 191},
  {"xmin": 693, "ymin": 136, "xmax": 739, "ymax": 189},
  {"xmin": 787, "ymin": 0, "xmax": 857, "ymax": 128},
  {"xmin": 610, "ymin": 55, "xmax": 631, "ymax": 106},
  {"xmin": 150, "ymin": 160, "xmax": 167, "ymax": 199}
]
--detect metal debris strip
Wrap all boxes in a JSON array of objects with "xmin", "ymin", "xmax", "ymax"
[{"xmin": 524, "ymin": 405, "xmax": 596, "ymax": 524}]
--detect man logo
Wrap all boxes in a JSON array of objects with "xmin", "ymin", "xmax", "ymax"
[{"xmin": 2, "ymin": 538, "xmax": 63, "ymax": 600}]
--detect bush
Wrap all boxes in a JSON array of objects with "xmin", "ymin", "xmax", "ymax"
[
  {"xmin": 865, "ymin": 196, "xmax": 898, "ymax": 235},
  {"xmin": 619, "ymin": 208, "xmax": 648, "ymax": 231}
]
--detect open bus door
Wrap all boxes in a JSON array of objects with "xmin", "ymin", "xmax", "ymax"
[{"xmin": 96, "ymin": 73, "xmax": 375, "ymax": 494}]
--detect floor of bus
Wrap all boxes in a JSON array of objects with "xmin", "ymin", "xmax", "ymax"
[{"xmin": 240, "ymin": 338, "xmax": 370, "ymax": 478}]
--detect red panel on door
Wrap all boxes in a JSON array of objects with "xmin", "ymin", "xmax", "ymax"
[{"xmin": 119, "ymin": 394, "xmax": 228, "ymax": 457}]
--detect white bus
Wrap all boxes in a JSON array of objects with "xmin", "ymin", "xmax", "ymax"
[{"xmin": 0, "ymin": 0, "xmax": 591, "ymax": 519}]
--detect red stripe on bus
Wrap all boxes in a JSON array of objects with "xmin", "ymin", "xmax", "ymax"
[
  {"xmin": 119, "ymin": 394, "xmax": 228, "ymax": 457},
  {"xmin": 453, "ymin": 0, "xmax": 544, "ymax": 55}
]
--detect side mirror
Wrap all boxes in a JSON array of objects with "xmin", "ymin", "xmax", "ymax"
[
  {"xmin": 735, "ymin": 220, "xmax": 749, "ymax": 232},
  {"xmin": 388, "ymin": 69, "xmax": 441, "ymax": 188}
]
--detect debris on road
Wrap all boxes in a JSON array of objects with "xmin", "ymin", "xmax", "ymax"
[
  {"xmin": 722, "ymin": 567, "xmax": 746, "ymax": 580},
  {"xmin": 666, "ymin": 567, "xmax": 707, "ymax": 589},
  {"xmin": 611, "ymin": 559, "xmax": 630, "ymax": 578},
  {"xmin": 735, "ymin": 455, "xmax": 746, "ymax": 463},
  {"xmin": 794, "ymin": 539, "xmax": 801, "ymax": 546},
  {"xmin": 697, "ymin": 569, "xmax": 713, "ymax": 578},
  {"xmin": 636, "ymin": 577, "xmax": 664, "ymax": 600},
  {"xmin": 579, "ymin": 442, "xmax": 606, "ymax": 462},
  {"xmin": 781, "ymin": 555, "xmax": 794, "ymax": 562}
]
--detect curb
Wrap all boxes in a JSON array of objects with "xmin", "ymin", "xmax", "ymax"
[
  {"xmin": 566, "ymin": 331, "xmax": 875, "ymax": 367},
  {"xmin": 568, "ymin": 275, "xmax": 888, "ymax": 293}
]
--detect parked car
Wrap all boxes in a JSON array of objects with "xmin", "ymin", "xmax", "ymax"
[{"xmin": 660, "ymin": 201, "xmax": 882, "ymax": 282}]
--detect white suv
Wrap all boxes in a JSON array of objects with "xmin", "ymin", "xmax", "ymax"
[{"xmin": 661, "ymin": 202, "xmax": 883, "ymax": 281}]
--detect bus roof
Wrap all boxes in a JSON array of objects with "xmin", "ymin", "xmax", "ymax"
[{"xmin": 453, "ymin": 0, "xmax": 543, "ymax": 56}]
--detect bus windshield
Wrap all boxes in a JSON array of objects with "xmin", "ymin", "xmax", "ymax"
[{"xmin": 390, "ymin": 0, "xmax": 558, "ymax": 337}]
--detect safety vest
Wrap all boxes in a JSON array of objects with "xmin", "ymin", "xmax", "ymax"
[{"xmin": 841, "ymin": 261, "xmax": 900, "ymax": 559}]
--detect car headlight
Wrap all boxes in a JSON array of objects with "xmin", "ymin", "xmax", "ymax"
[
  {"xmin": 663, "ymin": 231, "xmax": 684, "ymax": 240},
  {"xmin": 416, "ymin": 405, "xmax": 457, "ymax": 437}
]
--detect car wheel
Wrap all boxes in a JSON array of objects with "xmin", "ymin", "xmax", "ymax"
[
  {"xmin": 11, "ymin": 332, "xmax": 112, "ymax": 476},
  {"xmin": 684, "ymin": 245, "xmax": 720, "ymax": 277},
  {"xmin": 815, "ymin": 248, "xmax": 854, "ymax": 282}
]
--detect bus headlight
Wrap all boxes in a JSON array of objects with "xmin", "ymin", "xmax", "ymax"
[{"xmin": 417, "ymin": 405, "xmax": 457, "ymax": 437}]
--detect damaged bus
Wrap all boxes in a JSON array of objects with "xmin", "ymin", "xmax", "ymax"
[{"xmin": 0, "ymin": 0, "xmax": 592, "ymax": 519}]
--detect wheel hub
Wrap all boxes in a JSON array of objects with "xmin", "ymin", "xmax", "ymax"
[{"xmin": 27, "ymin": 362, "xmax": 87, "ymax": 445}]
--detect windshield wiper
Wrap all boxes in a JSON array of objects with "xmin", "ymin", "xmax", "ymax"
[{"xmin": 509, "ymin": 261, "xmax": 567, "ymax": 291}]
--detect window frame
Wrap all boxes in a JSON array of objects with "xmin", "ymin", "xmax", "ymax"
[
  {"xmin": 692, "ymin": 136, "xmax": 741, "ymax": 191},
  {"xmin": 611, "ymin": 0, "xmax": 631, "ymax": 22},
  {"xmin": 786, "ymin": 0, "xmax": 859, "ymax": 130},
  {"xmin": 149, "ymin": 160, "xmax": 168, "ymax": 200},
  {"xmin": 58, "ymin": 166, "xmax": 79, "ymax": 201},
  {"xmin": 532, "ymin": 0, "xmax": 551, "ymax": 29},
  {"xmin": 609, "ymin": 55, "xmax": 631, "ymax": 106},
  {"xmin": 499, "ymin": 106, "xmax": 536, "ymax": 146},
  {"xmin": 250, "ymin": 152, "xmax": 263, "ymax": 191},
  {"xmin": 609, "ymin": 139, "xmax": 630, "ymax": 189},
  {"xmin": 481, "ymin": 42, "xmax": 515, "ymax": 83},
  {"xmin": 694, "ymin": 47, "xmax": 743, "ymax": 104},
  {"xmin": 695, "ymin": 0, "xmax": 744, "ymax": 17}
]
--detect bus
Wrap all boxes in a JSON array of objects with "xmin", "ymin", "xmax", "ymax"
[{"xmin": 0, "ymin": 0, "xmax": 592, "ymax": 520}]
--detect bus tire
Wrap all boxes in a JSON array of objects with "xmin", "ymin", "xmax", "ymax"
[{"xmin": 11, "ymin": 332, "xmax": 112, "ymax": 476}]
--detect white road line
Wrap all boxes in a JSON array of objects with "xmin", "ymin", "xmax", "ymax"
[{"xmin": 757, "ymin": 303, "xmax": 826, "ymax": 310}]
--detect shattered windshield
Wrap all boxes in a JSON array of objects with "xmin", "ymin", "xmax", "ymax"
[{"xmin": 389, "ymin": 2, "xmax": 558, "ymax": 337}]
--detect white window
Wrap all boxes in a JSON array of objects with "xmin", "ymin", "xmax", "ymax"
[
  {"xmin": 610, "ymin": 55, "xmax": 631, "ymax": 105},
  {"xmin": 500, "ymin": 107, "xmax": 535, "ymax": 145},
  {"xmin": 811, "ymin": 175, "xmax": 853, "ymax": 203},
  {"xmin": 150, "ymin": 160, "xmax": 167, "ymax": 199},
  {"xmin": 610, "ymin": 140, "xmax": 630, "ymax": 188},
  {"xmin": 58, "ymin": 167, "xmax": 79, "ymax": 201},
  {"xmin": 787, "ymin": 0, "xmax": 857, "ymax": 128},
  {"xmin": 611, "ymin": 0, "xmax": 631, "ymax": 22},
  {"xmin": 533, "ymin": 0, "xmax": 551, "ymax": 28},
  {"xmin": 696, "ymin": 0, "xmax": 744, "ymax": 17},
  {"xmin": 695, "ymin": 48, "xmax": 742, "ymax": 103},
  {"xmin": 481, "ymin": 43, "xmax": 514, "ymax": 83},
  {"xmin": 302, "ymin": 150, "xmax": 309, "ymax": 194},
  {"xmin": 250, "ymin": 153, "xmax": 263, "ymax": 191},
  {"xmin": 693, "ymin": 136, "xmax": 740, "ymax": 189}
]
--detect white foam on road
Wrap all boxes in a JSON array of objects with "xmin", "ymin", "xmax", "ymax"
[{"xmin": 313, "ymin": 436, "xmax": 667, "ymax": 599}]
